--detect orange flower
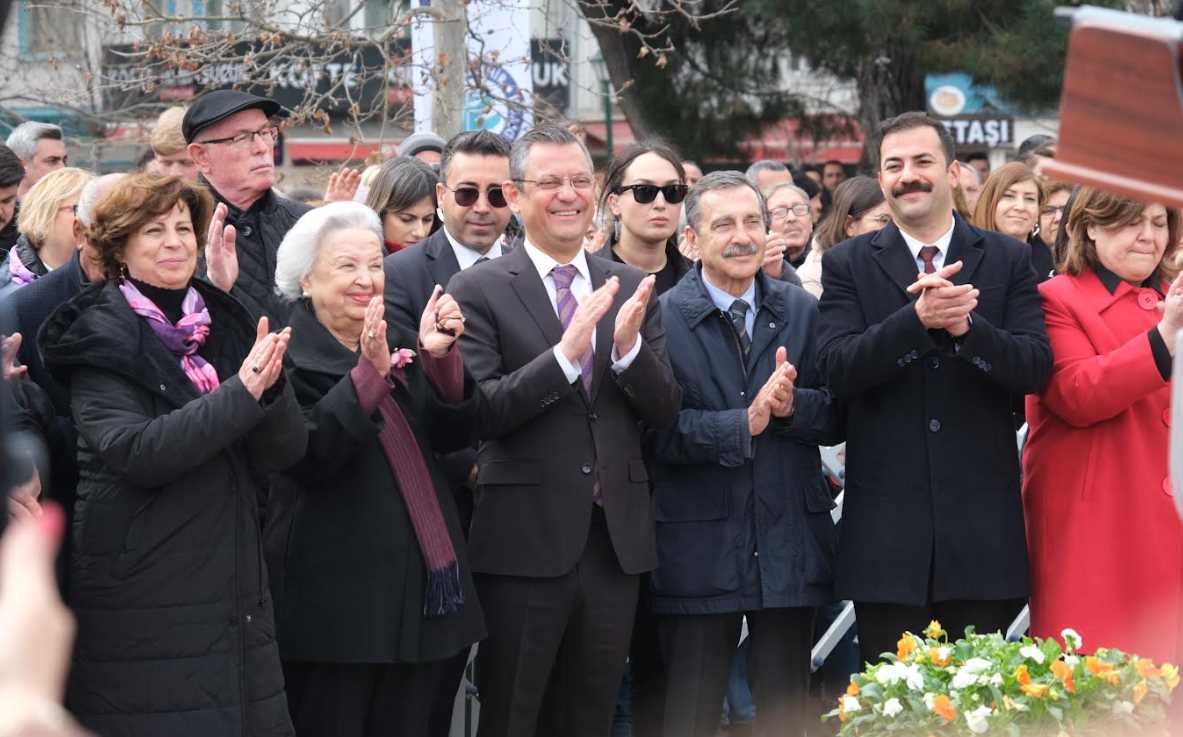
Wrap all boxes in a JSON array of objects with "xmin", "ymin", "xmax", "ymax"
[
  {"xmin": 1133, "ymin": 679, "xmax": 1149, "ymax": 704},
  {"xmin": 1086, "ymin": 656, "xmax": 1113, "ymax": 676},
  {"xmin": 1021, "ymin": 683, "xmax": 1050, "ymax": 698},
  {"xmin": 1135, "ymin": 658, "xmax": 1160, "ymax": 679},
  {"xmin": 929, "ymin": 647, "xmax": 950, "ymax": 667},
  {"xmin": 1162, "ymin": 664, "xmax": 1180, "ymax": 690},
  {"xmin": 846, "ymin": 680, "xmax": 860, "ymax": 696},
  {"xmin": 931, "ymin": 694, "xmax": 957, "ymax": 721},
  {"xmin": 1051, "ymin": 660, "xmax": 1076, "ymax": 694},
  {"xmin": 1014, "ymin": 664, "xmax": 1031, "ymax": 685},
  {"xmin": 897, "ymin": 635, "xmax": 918, "ymax": 661}
]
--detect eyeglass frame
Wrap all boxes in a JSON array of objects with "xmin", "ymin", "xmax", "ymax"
[
  {"xmin": 614, "ymin": 182, "xmax": 689, "ymax": 205},
  {"xmin": 196, "ymin": 125, "xmax": 280, "ymax": 148},
  {"xmin": 514, "ymin": 174, "xmax": 596, "ymax": 192},
  {"xmin": 770, "ymin": 203, "xmax": 811, "ymax": 221},
  {"xmin": 442, "ymin": 182, "xmax": 508, "ymax": 209}
]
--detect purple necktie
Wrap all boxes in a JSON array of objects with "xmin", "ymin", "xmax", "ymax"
[{"xmin": 552, "ymin": 264, "xmax": 594, "ymax": 392}]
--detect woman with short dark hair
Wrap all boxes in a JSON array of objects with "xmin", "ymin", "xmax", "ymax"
[
  {"xmin": 39, "ymin": 172, "xmax": 307, "ymax": 737},
  {"xmin": 364, "ymin": 156, "xmax": 438, "ymax": 253},
  {"xmin": 1024, "ymin": 187, "xmax": 1183, "ymax": 663}
]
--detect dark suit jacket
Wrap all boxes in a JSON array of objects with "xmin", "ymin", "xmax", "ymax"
[
  {"xmin": 816, "ymin": 213, "xmax": 1052, "ymax": 606},
  {"xmin": 447, "ymin": 244, "xmax": 681, "ymax": 577}
]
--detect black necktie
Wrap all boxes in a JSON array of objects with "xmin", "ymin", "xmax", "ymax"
[{"xmin": 728, "ymin": 299, "xmax": 751, "ymax": 356}]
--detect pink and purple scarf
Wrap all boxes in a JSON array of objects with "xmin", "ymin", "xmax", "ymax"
[
  {"xmin": 5, "ymin": 243, "xmax": 40, "ymax": 286},
  {"xmin": 119, "ymin": 280, "xmax": 220, "ymax": 395}
]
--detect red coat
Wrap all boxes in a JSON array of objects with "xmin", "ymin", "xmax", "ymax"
[{"xmin": 1023, "ymin": 269, "xmax": 1183, "ymax": 663}]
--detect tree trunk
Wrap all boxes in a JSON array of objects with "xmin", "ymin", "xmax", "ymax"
[
  {"xmin": 576, "ymin": 0, "xmax": 661, "ymax": 141},
  {"xmin": 432, "ymin": 0, "xmax": 467, "ymax": 139},
  {"xmin": 855, "ymin": 46, "xmax": 926, "ymax": 170}
]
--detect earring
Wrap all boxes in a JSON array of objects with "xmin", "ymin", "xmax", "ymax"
[{"xmin": 119, "ymin": 263, "xmax": 129, "ymax": 280}]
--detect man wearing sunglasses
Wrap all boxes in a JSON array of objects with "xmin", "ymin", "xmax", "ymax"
[
  {"xmin": 183, "ymin": 90, "xmax": 310, "ymax": 324},
  {"xmin": 381, "ymin": 128, "xmax": 514, "ymax": 737}
]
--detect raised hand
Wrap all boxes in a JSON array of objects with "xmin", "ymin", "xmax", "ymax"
[
  {"xmin": 7, "ymin": 467, "xmax": 41, "ymax": 522},
  {"xmin": 613, "ymin": 275, "xmax": 655, "ymax": 359},
  {"xmin": 361, "ymin": 296, "xmax": 391, "ymax": 376},
  {"xmin": 906, "ymin": 260, "xmax": 963, "ymax": 295},
  {"xmin": 1158, "ymin": 271, "xmax": 1183, "ymax": 353},
  {"xmin": 324, "ymin": 168, "xmax": 362, "ymax": 203},
  {"xmin": 766, "ymin": 347, "xmax": 797, "ymax": 418},
  {"xmin": 205, "ymin": 203, "xmax": 239, "ymax": 293},
  {"xmin": 420, "ymin": 285, "xmax": 466, "ymax": 358},
  {"xmin": 237, "ymin": 317, "xmax": 291, "ymax": 400},
  {"xmin": 762, "ymin": 233, "xmax": 788, "ymax": 279},
  {"xmin": 558, "ymin": 276, "xmax": 619, "ymax": 365},
  {"xmin": 909, "ymin": 261, "xmax": 976, "ymax": 335},
  {"xmin": 1, "ymin": 333, "xmax": 27, "ymax": 382}
]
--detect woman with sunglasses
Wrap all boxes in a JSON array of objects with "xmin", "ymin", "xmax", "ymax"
[
  {"xmin": 596, "ymin": 142, "xmax": 691, "ymax": 296},
  {"xmin": 364, "ymin": 156, "xmax": 439, "ymax": 254}
]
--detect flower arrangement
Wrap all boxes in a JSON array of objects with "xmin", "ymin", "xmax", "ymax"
[{"xmin": 825, "ymin": 621, "xmax": 1179, "ymax": 735}]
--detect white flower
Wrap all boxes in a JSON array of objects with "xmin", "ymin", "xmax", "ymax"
[
  {"xmin": 882, "ymin": 698, "xmax": 903, "ymax": 717},
  {"xmin": 1061, "ymin": 628, "xmax": 1083, "ymax": 652},
  {"xmin": 1113, "ymin": 701, "xmax": 1135, "ymax": 715},
  {"xmin": 965, "ymin": 705, "xmax": 993, "ymax": 734},
  {"xmin": 841, "ymin": 695, "xmax": 861, "ymax": 713},
  {"xmin": 923, "ymin": 693, "xmax": 936, "ymax": 710},
  {"xmin": 952, "ymin": 670, "xmax": 979, "ymax": 689},
  {"xmin": 1020, "ymin": 644, "xmax": 1046, "ymax": 664},
  {"xmin": 963, "ymin": 657, "xmax": 993, "ymax": 674},
  {"xmin": 875, "ymin": 664, "xmax": 902, "ymax": 686},
  {"xmin": 1064, "ymin": 655, "xmax": 1080, "ymax": 667},
  {"xmin": 989, "ymin": 673, "xmax": 1004, "ymax": 687}
]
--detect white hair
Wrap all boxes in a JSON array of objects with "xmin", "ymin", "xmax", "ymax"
[
  {"xmin": 5, "ymin": 122, "xmax": 63, "ymax": 161},
  {"xmin": 275, "ymin": 201, "xmax": 383, "ymax": 301},
  {"xmin": 75, "ymin": 173, "xmax": 125, "ymax": 228}
]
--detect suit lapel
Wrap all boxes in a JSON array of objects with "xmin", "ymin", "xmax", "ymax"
[
  {"xmin": 506, "ymin": 246, "xmax": 564, "ymax": 347},
  {"xmin": 425, "ymin": 230, "xmax": 462, "ymax": 289},
  {"xmin": 589, "ymin": 255, "xmax": 622, "ymax": 402},
  {"xmin": 945, "ymin": 214, "xmax": 985, "ymax": 287},
  {"xmin": 746, "ymin": 274, "xmax": 784, "ymax": 371},
  {"xmin": 872, "ymin": 225, "xmax": 923, "ymax": 297}
]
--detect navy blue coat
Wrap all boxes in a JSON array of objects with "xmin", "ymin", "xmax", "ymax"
[{"xmin": 649, "ymin": 265, "xmax": 843, "ymax": 615}]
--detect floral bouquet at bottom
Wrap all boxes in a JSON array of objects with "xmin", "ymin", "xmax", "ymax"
[{"xmin": 824, "ymin": 621, "xmax": 1180, "ymax": 735}]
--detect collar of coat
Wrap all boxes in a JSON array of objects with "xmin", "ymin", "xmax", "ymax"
[
  {"xmin": 868, "ymin": 211, "xmax": 987, "ymax": 296},
  {"xmin": 283, "ymin": 299, "xmax": 373, "ymax": 378},
  {"xmin": 670, "ymin": 261, "xmax": 787, "ymax": 329}
]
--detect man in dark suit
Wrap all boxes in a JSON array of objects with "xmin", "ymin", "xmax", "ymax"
[
  {"xmin": 816, "ymin": 112, "xmax": 1052, "ymax": 664},
  {"xmin": 382, "ymin": 129, "xmax": 512, "ymax": 737},
  {"xmin": 446, "ymin": 126, "xmax": 681, "ymax": 737}
]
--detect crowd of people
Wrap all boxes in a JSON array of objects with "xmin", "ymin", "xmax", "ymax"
[{"xmin": 0, "ymin": 86, "xmax": 1180, "ymax": 737}]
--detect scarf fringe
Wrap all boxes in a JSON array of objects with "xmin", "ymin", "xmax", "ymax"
[{"xmin": 423, "ymin": 561, "xmax": 465, "ymax": 618}]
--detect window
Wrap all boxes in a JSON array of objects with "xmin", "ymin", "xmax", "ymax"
[{"xmin": 20, "ymin": 0, "xmax": 83, "ymax": 57}]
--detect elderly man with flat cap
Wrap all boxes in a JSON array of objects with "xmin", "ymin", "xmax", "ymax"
[{"xmin": 184, "ymin": 89, "xmax": 310, "ymax": 323}]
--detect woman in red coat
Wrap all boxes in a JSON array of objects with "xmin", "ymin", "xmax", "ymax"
[{"xmin": 1024, "ymin": 187, "xmax": 1183, "ymax": 662}]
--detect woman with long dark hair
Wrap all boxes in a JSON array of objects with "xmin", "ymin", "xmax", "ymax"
[{"xmin": 797, "ymin": 176, "xmax": 890, "ymax": 298}]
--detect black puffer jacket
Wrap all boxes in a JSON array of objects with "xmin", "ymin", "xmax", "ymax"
[
  {"xmin": 40, "ymin": 278, "xmax": 308, "ymax": 737},
  {"xmin": 202, "ymin": 180, "xmax": 310, "ymax": 325}
]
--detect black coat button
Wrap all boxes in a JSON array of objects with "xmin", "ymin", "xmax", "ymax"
[
  {"xmin": 240, "ymin": 225, "xmax": 253, "ymax": 237},
  {"xmin": 929, "ymin": 418, "xmax": 941, "ymax": 433},
  {"xmin": 581, "ymin": 464, "xmax": 593, "ymax": 474},
  {"xmin": 588, "ymin": 413, "xmax": 598, "ymax": 422},
  {"xmin": 930, "ymin": 357, "xmax": 940, "ymax": 369}
]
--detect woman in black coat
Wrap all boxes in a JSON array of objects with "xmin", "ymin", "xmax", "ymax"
[
  {"xmin": 39, "ymin": 173, "xmax": 307, "ymax": 737},
  {"xmin": 264, "ymin": 201, "xmax": 484, "ymax": 737}
]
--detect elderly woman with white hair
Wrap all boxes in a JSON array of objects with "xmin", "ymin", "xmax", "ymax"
[{"xmin": 263, "ymin": 201, "xmax": 485, "ymax": 737}]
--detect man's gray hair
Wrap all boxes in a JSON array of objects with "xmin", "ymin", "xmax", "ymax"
[
  {"xmin": 765, "ymin": 182, "xmax": 810, "ymax": 205},
  {"xmin": 684, "ymin": 170, "xmax": 768, "ymax": 233},
  {"xmin": 744, "ymin": 159, "xmax": 789, "ymax": 185},
  {"xmin": 75, "ymin": 173, "xmax": 125, "ymax": 228},
  {"xmin": 509, "ymin": 126, "xmax": 592, "ymax": 182},
  {"xmin": 5, "ymin": 122, "xmax": 64, "ymax": 161},
  {"xmin": 275, "ymin": 201, "xmax": 383, "ymax": 301}
]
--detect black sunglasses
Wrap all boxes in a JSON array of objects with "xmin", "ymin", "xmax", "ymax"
[
  {"xmin": 446, "ymin": 184, "xmax": 507, "ymax": 209},
  {"xmin": 616, "ymin": 183, "xmax": 689, "ymax": 205}
]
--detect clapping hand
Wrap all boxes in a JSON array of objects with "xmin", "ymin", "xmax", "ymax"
[
  {"xmin": 907, "ymin": 261, "xmax": 977, "ymax": 337},
  {"xmin": 361, "ymin": 296, "xmax": 391, "ymax": 377},
  {"xmin": 1, "ymin": 333, "xmax": 27, "ymax": 382},
  {"xmin": 1158, "ymin": 271, "xmax": 1183, "ymax": 354},
  {"xmin": 324, "ymin": 168, "xmax": 362, "ymax": 203},
  {"xmin": 420, "ymin": 286, "xmax": 465, "ymax": 358},
  {"xmin": 558, "ymin": 277, "xmax": 619, "ymax": 365},
  {"xmin": 749, "ymin": 347, "xmax": 796, "ymax": 436},
  {"xmin": 7, "ymin": 467, "xmax": 41, "ymax": 522},
  {"xmin": 205, "ymin": 203, "xmax": 239, "ymax": 294},
  {"xmin": 762, "ymin": 233, "xmax": 788, "ymax": 279},
  {"xmin": 613, "ymin": 275, "xmax": 655, "ymax": 360},
  {"xmin": 237, "ymin": 317, "xmax": 290, "ymax": 400}
]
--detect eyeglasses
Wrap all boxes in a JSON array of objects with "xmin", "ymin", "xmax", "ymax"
[
  {"xmin": 444, "ymin": 183, "xmax": 507, "ymax": 208},
  {"xmin": 515, "ymin": 175, "xmax": 595, "ymax": 192},
  {"xmin": 198, "ymin": 126, "xmax": 279, "ymax": 148},
  {"xmin": 615, "ymin": 183, "xmax": 689, "ymax": 205},
  {"xmin": 770, "ymin": 204, "xmax": 811, "ymax": 221}
]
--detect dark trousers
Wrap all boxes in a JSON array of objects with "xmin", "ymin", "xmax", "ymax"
[
  {"xmin": 283, "ymin": 659, "xmax": 453, "ymax": 737},
  {"xmin": 628, "ymin": 575, "xmax": 665, "ymax": 736},
  {"xmin": 474, "ymin": 507, "xmax": 639, "ymax": 737},
  {"xmin": 854, "ymin": 598, "xmax": 1026, "ymax": 667},
  {"xmin": 658, "ymin": 608, "xmax": 815, "ymax": 737},
  {"xmin": 427, "ymin": 647, "xmax": 470, "ymax": 737}
]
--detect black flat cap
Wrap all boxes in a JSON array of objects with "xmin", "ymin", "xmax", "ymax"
[{"xmin": 182, "ymin": 90, "xmax": 282, "ymax": 143}]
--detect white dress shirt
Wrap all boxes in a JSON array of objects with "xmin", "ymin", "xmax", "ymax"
[
  {"xmin": 898, "ymin": 217, "xmax": 955, "ymax": 274},
  {"xmin": 521, "ymin": 239, "xmax": 643, "ymax": 384},
  {"xmin": 443, "ymin": 227, "xmax": 503, "ymax": 271},
  {"xmin": 701, "ymin": 270, "xmax": 757, "ymax": 339}
]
